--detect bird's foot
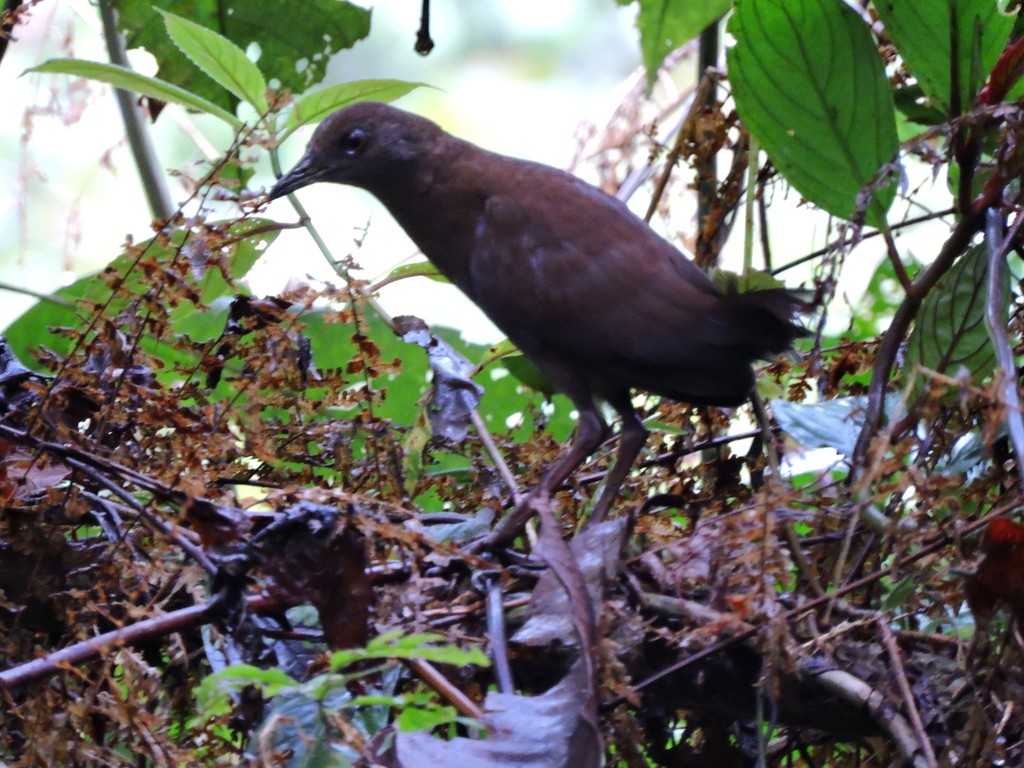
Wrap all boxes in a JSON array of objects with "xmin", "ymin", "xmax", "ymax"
[{"xmin": 466, "ymin": 492, "xmax": 550, "ymax": 555}]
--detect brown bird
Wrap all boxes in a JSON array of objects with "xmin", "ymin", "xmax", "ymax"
[{"xmin": 269, "ymin": 102, "xmax": 805, "ymax": 543}]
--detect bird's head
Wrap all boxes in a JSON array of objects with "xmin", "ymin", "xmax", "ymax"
[{"xmin": 267, "ymin": 102, "xmax": 443, "ymax": 200}]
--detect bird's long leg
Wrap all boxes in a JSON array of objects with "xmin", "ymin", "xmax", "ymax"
[
  {"xmin": 589, "ymin": 398, "xmax": 648, "ymax": 524},
  {"xmin": 481, "ymin": 406, "xmax": 608, "ymax": 550}
]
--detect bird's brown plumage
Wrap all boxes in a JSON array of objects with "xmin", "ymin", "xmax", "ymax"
[{"xmin": 269, "ymin": 102, "xmax": 805, "ymax": 539}]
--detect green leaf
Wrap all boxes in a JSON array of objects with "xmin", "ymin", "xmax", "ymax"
[
  {"xmin": 711, "ymin": 268, "xmax": 791, "ymax": 294},
  {"xmin": 420, "ymin": 507, "xmax": 496, "ymax": 545},
  {"xmin": 196, "ymin": 664, "xmax": 299, "ymax": 715},
  {"xmin": 371, "ymin": 260, "xmax": 447, "ymax": 293},
  {"xmin": 159, "ymin": 10, "xmax": 268, "ymax": 113},
  {"xmin": 256, "ymin": 689, "xmax": 362, "ymax": 766},
  {"xmin": 502, "ymin": 353, "xmax": 556, "ymax": 396},
  {"xmin": 772, "ymin": 396, "xmax": 875, "ymax": 461},
  {"xmin": 401, "ymin": 410, "xmax": 430, "ymax": 497},
  {"xmin": 875, "ymin": 0, "xmax": 1014, "ymax": 114},
  {"xmin": 328, "ymin": 631, "xmax": 490, "ymax": 671},
  {"xmin": 396, "ymin": 704, "xmax": 459, "ymax": 732},
  {"xmin": 26, "ymin": 59, "xmax": 240, "ymax": 126},
  {"xmin": 623, "ymin": 0, "xmax": 731, "ymax": 92},
  {"xmin": 936, "ymin": 430, "xmax": 994, "ymax": 478},
  {"xmin": 882, "ymin": 575, "xmax": 917, "ymax": 611},
  {"xmin": 2, "ymin": 219, "xmax": 275, "ymax": 365},
  {"xmin": 905, "ymin": 244, "xmax": 1000, "ymax": 395},
  {"xmin": 112, "ymin": 0, "xmax": 371, "ymax": 114},
  {"xmin": 727, "ymin": 0, "xmax": 899, "ymax": 226},
  {"xmin": 282, "ymin": 79, "xmax": 428, "ymax": 141},
  {"xmin": 892, "ymin": 83, "xmax": 949, "ymax": 130}
]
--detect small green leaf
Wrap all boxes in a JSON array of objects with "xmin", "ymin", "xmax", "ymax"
[
  {"xmin": 328, "ymin": 631, "xmax": 489, "ymax": 671},
  {"xmin": 401, "ymin": 410, "xmax": 430, "ymax": 497},
  {"xmin": 711, "ymin": 268, "xmax": 791, "ymax": 294},
  {"xmin": 397, "ymin": 704, "xmax": 459, "ymax": 732},
  {"xmin": 372, "ymin": 260, "xmax": 447, "ymax": 292},
  {"xmin": 282, "ymin": 79, "xmax": 428, "ymax": 141},
  {"xmin": 905, "ymin": 244, "xmax": 999, "ymax": 395},
  {"xmin": 477, "ymin": 338, "xmax": 521, "ymax": 369},
  {"xmin": 727, "ymin": 0, "xmax": 899, "ymax": 226},
  {"xmin": 772, "ymin": 396, "xmax": 871, "ymax": 461},
  {"xmin": 875, "ymin": 0, "xmax": 1014, "ymax": 114},
  {"xmin": 26, "ymin": 59, "xmax": 241, "ymax": 126},
  {"xmin": 2, "ymin": 219, "xmax": 276, "ymax": 364},
  {"xmin": 422, "ymin": 507, "xmax": 496, "ymax": 545},
  {"xmin": 159, "ymin": 10, "xmax": 268, "ymax": 113},
  {"xmin": 503, "ymin": 354, "xmax": 556, "ymax": 396},
  {"xmin": 195, "ymin": 664, "xmax": 298, "ymax": 715},
  {"xmin": 476, "ymin": 341, "xmax": 557, "ymax": 396},
  {"xmin": 882, "ymin": 576, "xmax": 917, "ymax": 610},
  {"xmin": 625, "ymin": 0, "xmax": 731, "ymax": 92},
  {"xmin": 114, "ymin": 0, "xmax": 372, "ymax": 114}
]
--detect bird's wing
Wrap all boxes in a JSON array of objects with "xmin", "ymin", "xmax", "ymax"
[{"xmin": 469, "ymin": 170, "xmax": 728, "ymax": 367}]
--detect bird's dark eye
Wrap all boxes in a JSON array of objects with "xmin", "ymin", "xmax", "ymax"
[{"xmin": 340, "ymin": 128, "xmax": 368, "ymax": 156}]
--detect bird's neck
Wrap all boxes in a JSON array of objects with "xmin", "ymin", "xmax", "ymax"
[{"xmin": 369, "ymin": 140, "xmax": 491, "ymax": 298}]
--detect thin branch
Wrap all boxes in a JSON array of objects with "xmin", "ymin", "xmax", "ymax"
[
  {"xmin": 0, "ymin": 602, "xmax": 212, "ymax": 692},
  {"xmin": 479, "ymin": 571, "xmax": 515, "ymax": 694},
  {"xmin": 0, "ymin": 423, "xmax": 233, "ymax": 576},
  {"xmin": 643, "ymin": 76, "xmax": 714, "ymax": 224},
  {"xmin": 695, "ymin": 20, "xmax": 720, "ymax": 267},
  {"xmin": 96, "ymin": 0, "xmax": 173, "ymax": 221},
  {"xmin": 815, "ymin": 669, "xmax": 931, "ymax": 768},
  {"xmin": 882, "ymin": 225, "xmax": 914, "ymax": 295},
  {"xmin": 66, "ymin": 457, "xmax": 217, "ymax": 575},
  {"xmin": 983, "ymin": 207, "xmax": 1024, "ymax": 500},
  {"xmin": 851, "ymin": 208, "xmax": 985, "ymax": 470},
  {"xmin": 414, "ymin": 0, "xmax": 434, "ymax": 55},
  {"xmin": 0, "ymin": 279, "xmax": 76, "ymax": 307},
  {"xmin": 616, "ymin": 498, "xmax": 1016, "ymax": 704},
  {"xmin": 471, "ymin": 409, "xmax": 522, "ymax": 506},
  {"xmin": 406, "ymin": 658, "xmax": 485, "ymax": 720},
  {"xmin": 878, "ymin": 619, "xmax": 939, "ymax": 768},
  {"xmin": 771, "ymin": 207, "xmax": 956, "ymax": 276}
]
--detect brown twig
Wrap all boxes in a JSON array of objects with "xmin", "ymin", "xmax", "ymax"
[
  {"xmin": 879, "ymin": 619, "xmax": 938, "ymax": 768},
  {"xmin": 815, "ymin": 669, "xmax": 930, "ymax": 768},
  {"xmin": 471, "ymin": 409, "xmax": 522, "ymax": 506},
  {"xmin": 66, "ymin": 456, "xmax": 217, "ymax": 575},
  {"xmin": 406, "ymin": 658, "xmax": 484, "ymax": 720},
  {"xmin": 851, "ymin": 208, "xmax": 986, "ymax": 470},
  {"xmin": 617, "ymin": 498, "xmax": 1015, "ymax": 704},
  {"xmin": 0, "ymin": 602, "xmax": 213, "ymax": 692},
  {"xmin": 771, "ymin": 207, "xmax": 956, "ymax": 276},
  {"xmin": 983, "ymin": 208, "xmax": 1024, "ymax": 500}
]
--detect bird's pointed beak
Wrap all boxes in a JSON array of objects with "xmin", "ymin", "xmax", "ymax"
[{"xmin": 267, "ymin": 150, "xmax": 322, "ymax": 201}]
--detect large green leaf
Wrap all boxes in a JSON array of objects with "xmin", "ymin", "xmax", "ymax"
[
  {"xmin": 772, "ymin": 396, "xmax": 870, "ymax": 461},
  {"xmin": 619, "ymin": 0, "xmax": 731, "ymax": 92},
  {"xmin": 300, "ymin": 310, "xmax": 576, "ymax": 445},
  {"xmin": 2, "ymin": 219, "xmax": 275, "ymax": 365},
  {"xmin": 727, "ymin": 0, "xmax": 898, "ymax": 226},
  {"xmin": 875, "ymin": 0, "xmax": 1014, "ymax": 114},
  {"xmin": 905, "ymin": 244, "xmax": 1001, "ymax": 393},
  {"xmin": 772, "ymin": 395, "xmax": 904, "ymax": 461},
  {"xmin": 111, "ymin": 0, "xmax": 372, "ymax": 114},
  {"xmin": 159, "ymin": 10, "xmax": 268, "ymax": 113},
  {"xmin": 26, "ymin": 59, "xmax": 240, "ymax": 126},
  {"xmin": 281, "ymin": 79, "xmax": 428, "ymax": 141}
]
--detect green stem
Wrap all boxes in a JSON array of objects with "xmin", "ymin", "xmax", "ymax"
[
  {"xmin": 268, "ymin": 145, "xmax": 396, "ymax": 331},
  {"xmin": 743, "ymin": 134, "xmax": 760, "ymax": 286},
  {"xmin": 0, "ymin": 280, "xmax": 75, "ymax": 308},
  {"xmin": 97, "ymin": 0, "xmax": 173, "ymax": 221}
]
